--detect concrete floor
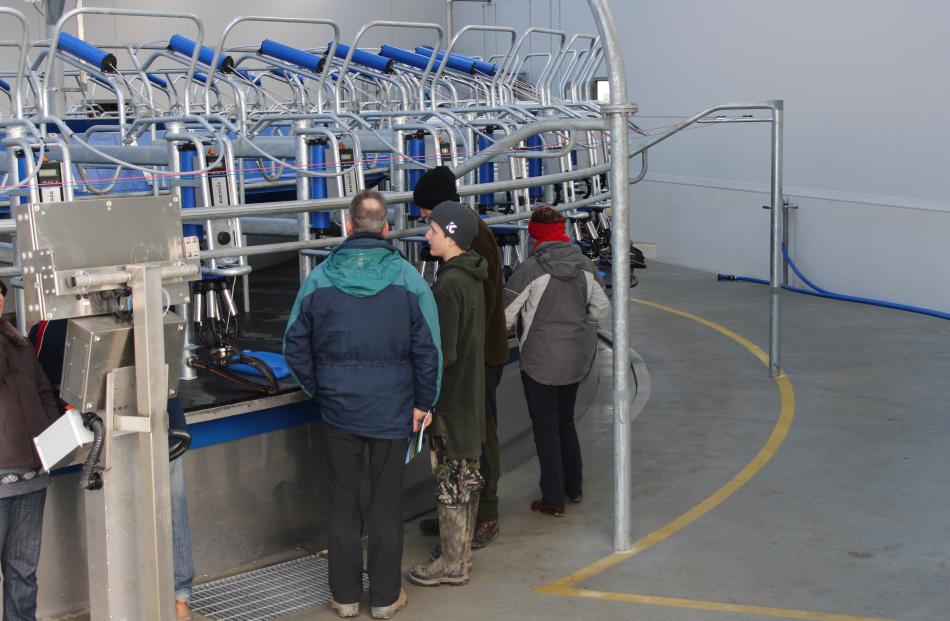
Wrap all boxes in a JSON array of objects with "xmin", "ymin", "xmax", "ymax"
[{"xmin": 280, "ymin": 259, "xmax": 950, "ymax": 621}]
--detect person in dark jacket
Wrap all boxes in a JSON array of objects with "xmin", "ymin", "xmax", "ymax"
[
  {"xmin": 503, "ymin": 206, "xmax": 611, "ymax": 516},
  {"xmin": 408, "ymin": 200, "xmax": 487, "ymax": 587},
  {"xmin": 0, "ymin": 279, "xmax": 62, "ymax": 621},
  {"xmin": 412, "ymin": 166, "xmax": 507, "ymax": 548},
  {"xmin": 284, "ymin": 190, "xmax": 441, "ymax": 619},
  {"xmin": 28, "ymin": 319, "xmax": 201, "ymax": 621}
]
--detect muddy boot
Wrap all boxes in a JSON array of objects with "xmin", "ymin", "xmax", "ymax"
[
  {"xmin": 464, "ymin": 494, "xmax": 478, "ymax": 571},
  {"xmin": 408, "ymin": 504, "xmax": 470, "ymax": 586}
]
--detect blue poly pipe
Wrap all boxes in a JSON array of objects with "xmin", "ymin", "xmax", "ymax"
[
  {"xmin": 413, "ymin": 47, "xmax": 475, "ymax": 75},
  {"xmin": 526, "ymin": 134, "xmax": 544, "ymax": 199},
  {"xmin": 192, "ymin": 72, "xmax": 208, "ymax": 84},
  {"xmin": 259, "ymin": 39, "xmax": 322, "ymax": 73},
  {"xmin": 325, "ymin": 43, "xmax": 394, "ymax": 74},
  {"xmin": 308, "ymin": 141, "xmax": 331, "ymax": 230},
  {"xmin": 407, "ymin": 135, "xmax": 426, "ymax": 218},
  {"xmin": 58, "ymin": 32, "xmax": 117, "ymax": 73},
  {"xmin": 0, "ymin": 78, "xmax": 10, "ymax": 92},
  {"xmin": 146, "ymin": 73, "xmax": 168, "ymax": 89},
  {"xmin": 718, "ymin": 244, "xmax": 950, "ymax": 321},
  {"xmin": 179, "ymin": 148, "xmax": 203, "ymax": 240},
  {"xmin": 378, "ymin": 45, "xmax": 436, "ymax": 72},
  {"xmin": 477, "ymin": 133, "xmax": 495, "ymax": 208},
  {"xmin": 416, "ymin": 46, "xmax": 496, "ymax": 75},
  {"xmin": 168, "ymin": 34, "xmax": 234, "ymax": 73}
]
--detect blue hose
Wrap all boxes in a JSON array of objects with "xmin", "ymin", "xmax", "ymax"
[{"xmin": 718, "ymin": 244, "xmax": 950, "ymax": 321}]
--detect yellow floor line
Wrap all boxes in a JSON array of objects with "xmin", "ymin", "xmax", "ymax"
[
  {"xmin": 538, "ymin": 299, "xmax": 894, "ymax": 621},
  {"xmin": 555, "ymin": 588, "xmax": 896, "ymax": 621}
]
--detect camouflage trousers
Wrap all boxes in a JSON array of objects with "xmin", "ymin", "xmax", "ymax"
[{"xmin": 430, "ymin": 435, "xmax": 484, "ymax": 506}]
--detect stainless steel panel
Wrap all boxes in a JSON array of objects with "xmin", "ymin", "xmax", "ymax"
[{"xmin": 14, "ymin": 195, "xmax": 192, "ymax": 323}]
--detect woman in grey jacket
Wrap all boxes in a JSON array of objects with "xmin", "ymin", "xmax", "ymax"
[
  {"xmin": 503, "ymin": 206, "xmax": 611, "ymax": 515},
  {"xmin": 0, "ymin": 280, "xmax": 62, "ymax": 620}
]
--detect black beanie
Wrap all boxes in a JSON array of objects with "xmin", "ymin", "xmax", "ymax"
[
  {"xmin": 428, "ymin": 201, "xmax": 478, "ymax": 250},
  {"xmin": 0, "ymin": 279, "xmax": 6, "ymax": 297},
  {"xmin": 413, "ymin": 166, "xmax": 459, "ymax": 211}
]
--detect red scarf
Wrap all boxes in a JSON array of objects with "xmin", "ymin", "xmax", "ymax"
[{"xmin": 528, "ymin": 220, "xmax": 569, "ymax": 250}]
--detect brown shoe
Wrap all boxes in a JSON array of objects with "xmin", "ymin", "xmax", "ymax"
[
  {"xmin": 531, "ymin": 500, "xmax": 565, "ymax": 517},
  {"xmin": 566, "ymin": 489, "xmax": 583, "ymax": 504},
  {"xmin": 471, "ymin": 519, "xmax": 499, "ymax": 548}
]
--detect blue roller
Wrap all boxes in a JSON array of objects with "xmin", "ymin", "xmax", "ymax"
[
  {"xmin": 477, "ymin": 132, "xmax": 495, "ymax": 208},
  {"xmin": 407, "ymin": 135, "xmax": 426, "ymax": 218},
  {"xmin": 146, "ymin": 73, "xmax": 168, "ymax": 89},
  {"xmin": 259, "ymin": 39, "xmax": 322, "ymax": 73},
  {"xmin": 0, "ymin": 78, "xmax": 10, "ymax": 92},
  {"xmin": 192, "ymin": 72, "xmax": 208, "ymax": 84},
  {"xmin": 418, "ymin": 46, "xmax": 497, "ymax": 76},
  {"xmin": 571, "ymin": 150, "xmax": 578, "ymax": 166},
  {"xmin": 526, "ymin": 134, "xmax": 544, "ymax": 199},
  {"xmin": 168, "ymin": 34, "xmax": 234, "ymax": 73},
  {"xmin": 378, "ymin": 45, "xmax": 434, "ymax": 72},
  {"xmin": 308, "ymin": 141, "xmax": 331, "ymax": 230},
  {"xmin": 179, "ymin": 148, "xmax": 203, "ymax": 240},
  {"xmin": 414, "ymin": 47, "xmax": 475, "ymax": 75},
  {"xmin": 58, "ymin": 32, "xmax": 117, "ymax": 73},
  {"xmin": 325, "ymin": 43, "xmax": 394, "ymax": 74}
]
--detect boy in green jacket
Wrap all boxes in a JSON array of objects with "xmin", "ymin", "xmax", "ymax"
[{"xmin": 409, "ymin": 201, "xmax": 487, "ymax": 587}]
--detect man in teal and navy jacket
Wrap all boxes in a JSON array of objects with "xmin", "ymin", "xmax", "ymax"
[{"xmin": 284, "ymin": 190, "xmax": 441, "ymax": 620}]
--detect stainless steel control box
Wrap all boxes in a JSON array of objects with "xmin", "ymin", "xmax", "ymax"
[{"xmin": 61, "ymin": 313, "xmax": 186, "ymax": 412}]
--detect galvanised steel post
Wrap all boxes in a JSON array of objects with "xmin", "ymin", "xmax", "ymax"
[
  {"xmin": 586, "ymin": 0, "xmax": 636, "ymax": 552},
  {"xmin": 769, "ymin": 101, "xmax": 784, "ymax": 377}
]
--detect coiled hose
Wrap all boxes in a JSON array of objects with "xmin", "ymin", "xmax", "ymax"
[
  {"xmin": 718, "ymin": 244, "xmax": 950, "ymax": 321},
  {"xmin": 169, "ymin": 429, "xmax": 192, "ymax": 462},
  {"xmin": 79, "ymin": 413, "xmax": 105, "ymax": 491}
]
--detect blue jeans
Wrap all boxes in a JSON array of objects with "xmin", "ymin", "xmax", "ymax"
[
  {"xmin": 170, "ymin": 457, "xmax": 195, "ymax": 602},
  {"xmin": 0, "ymin": 488, "xmax": 46, "ymax": 621}
]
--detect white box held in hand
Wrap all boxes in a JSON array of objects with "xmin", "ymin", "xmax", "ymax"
[{"xmin": 33, "ymin": 409, "xmax": 94, "ymax": 472}]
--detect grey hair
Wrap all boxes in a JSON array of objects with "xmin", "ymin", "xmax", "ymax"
[{"xmin": 349, "ymin": 190, "xmax": 388, "ymax": 234}]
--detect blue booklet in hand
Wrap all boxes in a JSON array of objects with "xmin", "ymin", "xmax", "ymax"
[{"xmin": 405, "ymin": 410, "xmax": 432, "ymax": 464}]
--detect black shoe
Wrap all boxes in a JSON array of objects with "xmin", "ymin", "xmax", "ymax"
[{"xmin": 419, "ymin": 517, "xmax": 440, "ymax": 536}]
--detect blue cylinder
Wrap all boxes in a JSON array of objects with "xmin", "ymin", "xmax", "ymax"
[
  {"xmin": 179, "ymin": 148, "xmax": 203, "ymax": 240},
  {"xmin": 571, "ymin": 150, "xmax": 578, "ymax": 166},
  {"xmin": 378, "ymin": 45, "xmax": 434, "ymax": 72},
  {"xmin": 526, "ymin": 134, "xmax": 544, "ymax": 199},
  {"xmin": 259, "ymin": 39, "xmax": 322, "ymax": 73},
  {"xmin": 146, "ymin": 73, "xmax": 168, "ymax": 89},
  {"xmin": 477, "ymin": 133, "xmax": 495, "ymax": 208},
  {"xmin": 407, "ymin": 135, "xmax": 426, "ymax": 218},
  {"xmin": 0, "ymin": 78, "xmax": 10, "ymax": 92},
  {"xmin": 308, "ymin": 141, "xmax": 331, "ymax": 230},
  {"xmin": 326, "ymin": 43, "xmax": 394, "ymax": 74},
  {"xmin": 419, "ymin": 46, "xmax": 498, "ymax": 76},
  {"xmin": 168, "ymin": 34, "xmax": 234, "ymax": 73},
  {"xmin": 192, "ymin": 72, "xmax": 208, "ymax": 85},
  {"xmin": 15, "ymin": 150, "xmax": 29, "ymax": 206},
  {"xmin": 58, "ymin": 32, "xmax": 117, "ymax": 73},
  {"xmin": 413, "ymin": 47, "xmax": 475, "ymax": 75}
]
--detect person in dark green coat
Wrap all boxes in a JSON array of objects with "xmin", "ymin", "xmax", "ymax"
[{"xmin": 409, "ymin": 201, "xmax": 487, "ymax": 588}]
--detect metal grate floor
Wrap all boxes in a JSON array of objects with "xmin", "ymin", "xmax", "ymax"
[{"xmin": 191, "ymin": 554, "xmax": 369, "ymax": 621}]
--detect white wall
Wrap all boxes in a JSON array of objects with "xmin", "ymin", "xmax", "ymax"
[
  {"xmin": 0, "ymin": 0, "xmax": 445, "ymax": 54},
  {"xmin": 453, "ymin": 0, "xmax": 950, "ymax": 311}
]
